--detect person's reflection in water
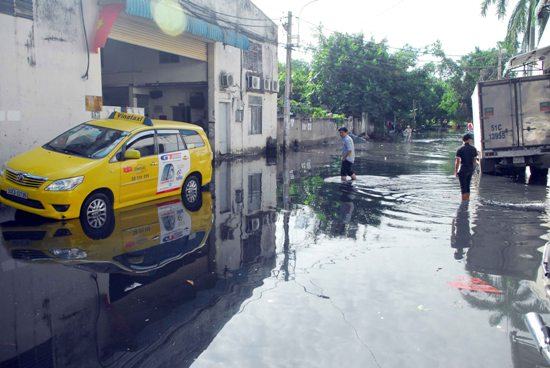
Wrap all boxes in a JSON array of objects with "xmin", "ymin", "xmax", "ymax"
[
  {"xmin": 451, "ymin": 201, "xmax": 472, "ymax": 260},
  {"xmin": 331, "ymin": 185, "xmax": 356, "ymax": 236}
]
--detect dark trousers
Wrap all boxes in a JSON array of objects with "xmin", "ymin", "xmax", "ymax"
[
  {"xmin": 458, "ymin": 171, "xmax": 473, "ymax": 194},
  {"xmin": 341, "ymin": 160, "xmax": 355, "ymax": 177}
]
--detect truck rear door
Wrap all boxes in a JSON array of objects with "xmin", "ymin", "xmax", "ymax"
[
  {"xmin": 518, "ymin": 76, "xmax": 550, "ymax": 147},
  {"xmin": 480, "ymin": 80, "xmax": 519, "ymax": 149}
]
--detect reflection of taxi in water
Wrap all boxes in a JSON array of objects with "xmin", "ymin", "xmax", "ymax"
[
  {"xmin": 1, "ymin": 191, "xmax": 213, "ymax": 274},
  {"xmin": 0, "ymin": 112, "xmax": 212, "ymax": 223}
]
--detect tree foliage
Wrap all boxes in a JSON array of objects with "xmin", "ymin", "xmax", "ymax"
[
  {"xmin": 309, "ymin": 33, "xmax": 449, "ymax": 125},
  {"xmin": 481, "ymin": 0, "xmax": 548, "ymax": 51},
  {"xmin": 278, "ymin": 32, "xmax": 518, "ymax": 126}
]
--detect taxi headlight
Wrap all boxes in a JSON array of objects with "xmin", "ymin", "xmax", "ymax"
[
  {"xmin": 0, "ymin": 164, "xmax": 6, "ymax": 177},
  {"xmin": 49, "ymin": 248, "xmax": 87, "ymax": 260},
  {"xmin": 46, "ymin": 176, "xmax": 84, "ymax": 191}
]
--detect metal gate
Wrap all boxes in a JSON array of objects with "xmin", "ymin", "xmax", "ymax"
[{"xmin": 109, "ymin": 13, "xmax": 207, "ymax": 61}]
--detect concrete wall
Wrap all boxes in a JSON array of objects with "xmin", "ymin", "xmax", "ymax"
[
  {"xmin": 0, "ymin": 1, "xmax": 102, "ymax": 165},
  {"xmin": 277, "ymin": 118, "xmax": 340, "ymax": 148},
  {"xmin": 277, "ymin": 115, "xmax": 373, "ymax": 149}
]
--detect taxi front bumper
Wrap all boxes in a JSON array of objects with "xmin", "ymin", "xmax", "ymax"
[{"xmin": 0, "ymin": 175, "xmax": 83, "ymax": 220}]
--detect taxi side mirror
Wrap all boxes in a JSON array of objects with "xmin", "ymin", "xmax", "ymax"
[{"xmin": 124, "ymin": 149, "xmax": 141, "ymax": 160}]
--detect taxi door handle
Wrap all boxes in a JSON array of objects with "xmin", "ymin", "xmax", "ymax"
[{"xmin": 150, "ymin": 162, "xmax": 158, "ymax": 166}]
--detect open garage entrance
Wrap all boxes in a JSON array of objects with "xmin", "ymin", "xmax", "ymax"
[{"xmin": 100, "ymin": 14, "xmax": 209, "ymax": 131}]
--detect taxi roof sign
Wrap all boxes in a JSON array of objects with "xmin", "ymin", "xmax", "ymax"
[{"xmin": 108, "ymin": 111, "xmax": 153, "ymax": 126}]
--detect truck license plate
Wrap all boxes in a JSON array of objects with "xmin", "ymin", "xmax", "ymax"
[
  {"xmin": 7, "ymin": 188, "xmax": 28, "ymax": 199},
  {"xmin": 513, "ymin": 157, "xmax": 525, "ymax": 164}
]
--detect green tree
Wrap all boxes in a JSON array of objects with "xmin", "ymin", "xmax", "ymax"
[
  {"xmin": 433, "ymin": 45, "xmax": 515, "ymax": 122},
  {"xmin": 309, "ymin": 33, "xmax": 449, "ymax": 125}
]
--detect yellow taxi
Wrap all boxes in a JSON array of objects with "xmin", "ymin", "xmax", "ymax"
[
  {"xmin": 0, "ymin": 112, "xmax": 213, "ymax": 223},
  {"xmin": 1, "ymin": 193, "xmax": 213, "ymax": 274}
]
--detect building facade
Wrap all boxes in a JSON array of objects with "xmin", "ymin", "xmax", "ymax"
[{"xmin": 0, "ymin": 0, "xmax": 278, "ymax": 165}]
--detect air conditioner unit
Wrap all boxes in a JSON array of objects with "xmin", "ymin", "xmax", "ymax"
[
  {"xmin": 220, "ymin": 73, "xmax": 234, "ymax": 88},
  {"xmin": 271, "ymin": 80, "xmax": 279, "ymax": 93},
  {"xmin": 263, "ymin": 78, "xmax": 271, "ymax": 91},
  {"xmin": 247, "ymin": 75, "xmax": 261, "ymax": 90}
]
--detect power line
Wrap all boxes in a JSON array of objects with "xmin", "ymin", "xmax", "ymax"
[
  {"xmin": 181, "ymin": 0, "xmax": 281, "ymax": 28},
  {"xmin": 182, "ymin": 0, "xmax": 280, "ymax": 22}
]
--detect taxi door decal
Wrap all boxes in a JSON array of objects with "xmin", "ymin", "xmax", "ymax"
[
  {"xmin": 157, "ymin": 150, "xmax": 190, "ymax": 194},
  {"xmin": 157, "ymin": 200, "xmax": 191, "ymax": 244}
]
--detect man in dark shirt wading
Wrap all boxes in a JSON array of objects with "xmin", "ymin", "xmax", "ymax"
[{"xmin": 454, "ymin": 133, "xmax": 478, "ymax": 201}]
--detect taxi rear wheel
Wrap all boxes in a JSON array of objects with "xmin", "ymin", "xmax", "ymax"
[
  {"xmin": 80, "ymin": 192, "xmax": 113, "ymax": 234},
  {"xmin": 182, "ymin": 175, "xmax": 202, "ymax": 211}
]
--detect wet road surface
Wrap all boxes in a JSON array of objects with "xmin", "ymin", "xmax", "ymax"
[{"xmin": 1, "ymin": 133, "xmax": 550, "ymax": 367}]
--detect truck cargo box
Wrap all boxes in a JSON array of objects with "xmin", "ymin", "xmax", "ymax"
[{"xmin": 473, "ymin": 74, "xmax": 550, "ymax": 156}]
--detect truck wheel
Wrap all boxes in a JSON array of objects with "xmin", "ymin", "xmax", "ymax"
[
  {"xmin": 529, "ymin": 167, "xmax": 548, "ymax": 185},
  {"xmin": 481, "ymin": 158, "xmax": 497, "ymax": 175},
  {"xmin": 182, "ymin": 175, "xmax": 202, "ymax": 211}
]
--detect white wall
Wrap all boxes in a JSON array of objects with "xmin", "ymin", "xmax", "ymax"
[
  {"xmin": 211, "ymin": 42, "xmax": 278, "ymax": 156},
  {"xmin": 102, "ymin": 39, "xmax": 207, "ymax": 87},
  {"xmin": 0, "ymin": 1, "xmax": 102, "ymax": 165}
]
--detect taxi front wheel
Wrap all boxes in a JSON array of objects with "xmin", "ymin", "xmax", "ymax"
[
  {"xmin": 182, "ymin": 175, "xmax": 202, "ymax": 211},
  {"xmin": 80, "ymin": 192, "xmax": 114, "ymax": 235}
]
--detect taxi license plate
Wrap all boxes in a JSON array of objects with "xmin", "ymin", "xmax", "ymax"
[{"xmin": 7, "ymin": 188, "xmax": 28, "ymax": 200}]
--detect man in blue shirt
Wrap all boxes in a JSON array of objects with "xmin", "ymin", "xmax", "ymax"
[{"xmin": 338, "ymin": 127, "xmax": 356, "ymax": 182}]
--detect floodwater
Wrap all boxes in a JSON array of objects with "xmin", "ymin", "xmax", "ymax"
[{"xmin": 1, "ymin": 133, "xmax": 550, "ymax": 367}]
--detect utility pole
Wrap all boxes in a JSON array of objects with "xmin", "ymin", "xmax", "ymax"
[
  {"xmin": 283, "ymin": 11, "xmax": 292, "ymax": 151},
  {"xmin": 497, "ymin": 47, "xmax": 503, "ymax": 80}
]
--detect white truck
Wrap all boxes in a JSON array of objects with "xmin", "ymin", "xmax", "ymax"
[{"xmin": 472, "ymin": 73, "xmax": 550, "ymax": 181}]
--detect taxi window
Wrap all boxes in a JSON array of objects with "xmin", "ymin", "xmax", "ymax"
[
  {"xmin": 127, "ymin": 133, "xmax": 156, "ymax": 157},
  {"xmin": 44, "ymin": 124, "xmax": 128, "ymax": 159},
  {"xmin": 180, "ymin": 130, "xmax": 205, "ymax": 148},
  {"xmin": 157, "ymin": 132, "xmax": 181, "ymax": 153}
]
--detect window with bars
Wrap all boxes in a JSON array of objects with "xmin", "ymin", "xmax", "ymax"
[
  {"xmin": 244, "ymin": 42, "xmax": 263, "ymax": 73},
  {"xmin": 249, "ymin": 96, "xmax": 262, "ymax": 135},
  {"xmin": 0, "ymin": 0, "xmax": 33, "ymax": 20},
  {"xmin": 248, "ymin": 173, "xmax": 262, "ymax": 212}
]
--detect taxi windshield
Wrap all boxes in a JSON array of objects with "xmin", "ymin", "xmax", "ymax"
[{"xmin": 44, "ymin": 124, "xmax": 129, "ymax": 159}]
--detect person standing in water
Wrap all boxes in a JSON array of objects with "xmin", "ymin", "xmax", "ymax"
[
  {"xmin": 404, "ymin": 125, "xmax": 413, "ymax": 142},
  {"xmin": 338, "ymin": 127, "xmax": 357, "ymax": 182},
  {"xmin": 454, "ymin": 133, "xmax": 478, "ymax": 201}
]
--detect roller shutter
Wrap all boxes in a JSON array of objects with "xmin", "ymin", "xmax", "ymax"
[{"xmin": 109, "ymin": 13, "xmax": 207, "ymax": 61}]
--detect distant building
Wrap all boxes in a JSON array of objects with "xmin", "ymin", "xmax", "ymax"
[{"xmin": 0, "ymin": 0, "xmax": 278, "ymax": 164}]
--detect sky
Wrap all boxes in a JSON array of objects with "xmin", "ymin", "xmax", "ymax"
[{"xmin": 252, "ymin": 0, "xmax": 510, "ymax": 61}]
